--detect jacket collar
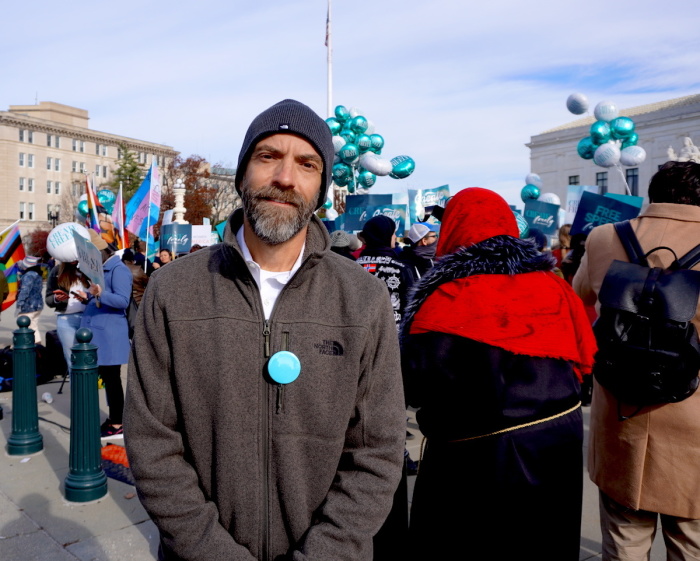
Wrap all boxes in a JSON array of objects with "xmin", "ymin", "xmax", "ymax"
[{"xmin": 641, "ymin": 202, "xmax": 700, "ymax": 222}]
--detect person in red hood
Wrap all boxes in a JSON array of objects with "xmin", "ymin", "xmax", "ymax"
[{"xmin": 400, "ymin": 187, "xmax": 597, "ymax": 560}]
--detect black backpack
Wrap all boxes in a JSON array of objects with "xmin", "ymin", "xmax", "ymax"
[{"xmin": 593, "ymin": 220, "xmax": 700, "ymax": 419}]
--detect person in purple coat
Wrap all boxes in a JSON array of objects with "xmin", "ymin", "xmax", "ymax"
[{"xmin": 78, "ymin": 231, "xmax": 133, "ymax": 439}]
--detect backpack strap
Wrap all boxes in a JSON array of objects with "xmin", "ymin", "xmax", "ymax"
[
  {"xmin": 613, "ymin": 221, "xmax": 648, "ymax": 266},
  {"xmin": 677, "ymin": 244, "xmax": 700, "ymax": 270}
]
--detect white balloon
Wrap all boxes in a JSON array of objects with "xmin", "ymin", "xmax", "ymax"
[
  {"xmin": 365, "ymin": 120, "xmax": 376, "ymax": 135},
  {"xmin": 79, "ymin": 193, "xmax": 87, "ymax": 202},
  {"xmin": 525, "ymin": 173, "xmax": 543, "ymax": 188},
  {"xmin": 620, "ymin": 145, "xmax": 647, "ymax": 166},
  {"xmin": 566, "ymin": 93, "xmax": 589, "ymax": 115},
  {"xmin": 349, "ymin": 107, "xmax": 364, "ymax": 119},
  {"xmin": 593, "ymin": 142, "xmax": 621, "ymax": 167},
  {"xmin": 537, "ymin": 192, "xmax": 561, "ymax": 206},
  {"xmin": 325, "ymin": 208, "xmax": 339, "ymax": 221},
  {"xmin": 46, "ymin": 222, "xmax": 91, "ymax": 263},
  {"xmin": 332, "ymin": 135, "xmax": 346, "ymax": 154},
  {"xmin": 594, "ymin": 101, "xmax": 619, "ymax": 122},
  {"xmin": 359, "ymin": 153, "xmax": 393, "ymax": 176}
]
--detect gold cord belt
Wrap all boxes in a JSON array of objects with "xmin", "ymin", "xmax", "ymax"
[{"xmin": 448, "ymin": 401, "xmax": 582, "ymax": 443}]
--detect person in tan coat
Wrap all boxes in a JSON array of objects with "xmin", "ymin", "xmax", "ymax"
[{"xmin": 573, "ymin": 160, "xmax": 700, "ymax": 561}]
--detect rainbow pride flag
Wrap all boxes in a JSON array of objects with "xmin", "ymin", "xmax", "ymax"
[
  {"xmin": 0, "ymin": 222, "xmax": 26, "ymax": 312},
  {"xmin": 85, "ymin": 175, "xmax": 101, "ymax": 234}
]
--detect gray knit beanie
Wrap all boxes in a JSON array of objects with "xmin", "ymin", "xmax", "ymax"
[{"xmin": 235, "ymin": 99, "xmax": 334, "ymax": 209}]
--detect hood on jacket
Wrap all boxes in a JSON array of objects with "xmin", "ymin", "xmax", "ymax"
[{"xmin": 436, "ymin": 187, "xmax": 519, "ymax": 258}]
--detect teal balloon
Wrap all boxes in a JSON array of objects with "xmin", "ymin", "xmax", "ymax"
[
  {"xmin": 326, "ymin": 118, "xmax": 342, "ymax": 135},
  {"xmin": 370, "ymin": 134, "xmax": 384, "ymax": 153},
  {"xmin": 97, "ymin": 189, "xmax": 116, "ymax": 207},
  {"xmin": 339, "ymin": 143, "xmax": 360, "ymax": 165},
  {"xmin": 322, "ymin": 199, "xmax": 333, "ymax": 209},
  {"xmin": 514, "ymin": 211, "xmax": 529, "ymax": 238},
  {"xmin": 334, "ymin": 105, "xmax": 350, "ymax": 123},
  {"xmin": 349, "ymin": 116, "xmax": 368, "ymax": 134},
  {"xmin": 356, "ymin": 134, "xmax": 372, "ymax": 153},
  {"xmin": 590, "ymin": 121, "xmax": 611, "ymax": 145},
  {"xmin": 332, "ymin": 162, "xmax": 353, "ymax": 183},
  {"xmin": 389, "ymin": 155, "xmax": 415, "ymax": 179},
  {"xmin": 622, "ymin": 132, "xmax": 639, "ymax": 149},
  {"xmin": 520, "ymin": 184, "xmax": 540, "ymax": 203},
  {"xmin": 77, "ymin": 200, "xmax": 89, "ymax": 217},
  {"xmin": 577, "ymin": 136, "xmax": 596, "ymax": 160},
  {"xmin": 340, "ymin": 130, "xmax": 356, "ymax": 144},
  {"xmin": 334, "ymin": 174, "xmax": 350, "ymax": 187},
  {"xmin": 610, "ymin": 117, "xmax": 635, "ymax": 140},
  {"xmin": 347, "ymin": 181, "xmax": 356, "ymax": 194},
  {"xmin": 358, "ymin": 170, "xmax": 377, "ymax": 188}
]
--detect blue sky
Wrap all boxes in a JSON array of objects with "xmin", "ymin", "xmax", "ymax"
[{"xmin": 2, "ymin": 0, "xmax": 699, "ymax": 206}]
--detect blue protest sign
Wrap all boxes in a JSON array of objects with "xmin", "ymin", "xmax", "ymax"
[
  {"xmin": 344, "ymin": 195, "xmax": 392, "ymax": 231},
  {"xmin": 364, "ymin": 204, "xmax": 408, "ymax": 236},
  {"xmin": 161, "ymin": 223, "xmax": 192, "ymax": 254},
  {"xmin": 570, "ymin": 191, "xmax": 640, "ymax": 236},
  {"xmin": 523, "ymin": 200, "xmax": 560, "ymax": 236}
]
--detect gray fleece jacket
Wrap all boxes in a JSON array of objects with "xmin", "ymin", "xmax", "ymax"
[{"xmin": 124, "ymin": 209, "xmax": 405, "ymax": 561}]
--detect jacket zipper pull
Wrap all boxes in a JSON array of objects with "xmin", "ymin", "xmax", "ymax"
[
  {"xmin": 276, "ymin": 385, "xmax": 284, "ymax": 414},
  {"xmin": 263, "ymin": 320, "xmax": 271, "ymax": 358}
]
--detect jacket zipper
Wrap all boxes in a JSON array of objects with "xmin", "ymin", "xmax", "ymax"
[
  {"xmin": 276, "ymin": 332, "xmax": 290, "ymax": 414},
  {"xmin": 262, "ymin": 319, "xmax": 271, "ymax": 561}
]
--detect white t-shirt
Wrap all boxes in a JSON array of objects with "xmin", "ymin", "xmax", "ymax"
[
  {"xmin": 63, "ymin": 280, "xmax": 88, "ymax": 315},
  {"xmin": 236, "ymin": 227, "xmax": 304, "ymax": 320}
]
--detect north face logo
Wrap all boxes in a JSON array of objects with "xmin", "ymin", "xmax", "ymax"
[{"xmin": 314, "ymin": 340, "xmax": 344, "ymax": 356}]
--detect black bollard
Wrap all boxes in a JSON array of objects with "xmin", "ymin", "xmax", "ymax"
[
  {"xmin": 64, "ymin": 328, "xmax": 107, "ymax": 502},
  {"xmin": 6, "ymin": 316, "xmax": 43, "ymax": 455}
]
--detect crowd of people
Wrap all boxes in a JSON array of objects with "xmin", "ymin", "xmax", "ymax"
[{"xmin": 4, "ymin": 98, "xmax": 700, "ymax": 561}]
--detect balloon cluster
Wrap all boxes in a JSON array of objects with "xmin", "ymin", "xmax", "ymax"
[
  {"xmin": 566, "ymin": 94, "xmax": 646, "ymax": 168},
  {"xmin": 325, "ymin": 105, "xmax": 415, "ymax": 194},
  {"xmin": 76, "ymin": 189, "xmax": 117, "ymax": 218},
  {"xmin": 520, "ymin": 173, "xmax": 561, "ymax": 207}
]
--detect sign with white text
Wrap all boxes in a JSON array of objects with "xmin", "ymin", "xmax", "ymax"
[
  {"xmin": 73, "ymin": 231, "xmax": 105, "ymax": 288},
  {"xmin": 570, "ymin": 191, "xmax": 640, "ymax": 236}
]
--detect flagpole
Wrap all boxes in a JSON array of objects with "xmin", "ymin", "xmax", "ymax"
[
  {"xmin": 0, "ymin": 220, "xmax": 21, "ymax": 237},
  {"xmin": 326, "ymin": 0, "xmax": 333, "ymax": 118},
  {"xmin": 144, "ymin": 162, "xmax": 154, "ymax": 264}
]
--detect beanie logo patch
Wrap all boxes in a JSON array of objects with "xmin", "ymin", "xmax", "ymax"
[{"xmin": 280, "ymin": 124, "xmax": 289, "ymax": 129}]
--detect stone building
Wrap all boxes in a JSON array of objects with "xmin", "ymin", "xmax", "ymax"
[
  {"xmin": 0, "ymin": 101, "xmax": 178, "ymax": 234},
  {"xmin": 527, "ymin": 93, "xmax": 700, "ymax": 204}
]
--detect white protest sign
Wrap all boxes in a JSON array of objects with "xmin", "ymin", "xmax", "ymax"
[{"xmin": 73, "ymin": 230, "xmax": 105, "ymax": 288}]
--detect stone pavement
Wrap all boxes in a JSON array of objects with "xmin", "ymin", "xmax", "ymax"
[{"xmin": 0, "ymin": 307, "xmax": 667, "ymax": 560}]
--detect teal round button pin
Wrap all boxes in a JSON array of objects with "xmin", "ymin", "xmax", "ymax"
[{"xmin": 268, "ymin": 351, "xmax": 301, "ymax": 384}]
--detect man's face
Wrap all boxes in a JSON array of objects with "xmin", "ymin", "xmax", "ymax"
[
  {"xmin": 419, "ymin": 232, "xmax": 438, "ymax": 246},
  {"xmin": 240, "ymin": 134, "xmax": 323, "ymax": 245}
]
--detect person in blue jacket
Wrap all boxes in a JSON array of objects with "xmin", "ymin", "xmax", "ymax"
[{"xmin": 78, "ymin": 231, "xmax": 133, "ymax": 439}]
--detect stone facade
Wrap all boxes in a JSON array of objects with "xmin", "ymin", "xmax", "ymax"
[
  {"xmin": 527, "ymin": 94, "xmax": 700, "ymax": 205},
  {"xmin": 0, "ymin": 101, "xmax": 178, "ymax": 235}
]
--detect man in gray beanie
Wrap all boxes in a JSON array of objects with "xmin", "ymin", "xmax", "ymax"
[{"xmin": 125, "ymin": 100, "xmax": 405, "ymax": 561}]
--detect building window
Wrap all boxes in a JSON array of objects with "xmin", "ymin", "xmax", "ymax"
[
  {"xmin": 72, "ymin": 161, "xmax": 78, "ymax": 172},
  {"xmin": 95, "ymin": 164, "xmax": 100, "ymax": 175},
  {"xmin": 19, "ymin": 153, "xmax": 25, "ymax": 166},
  {"xmin": 19, "ymin": 202, "xmax": 25, "ymax": 220},
  {"xmin": 568, "ymin": 175, "xmax": 580, "ymax": 185},
  {"xmin": 72, "ymin": 182, "xmax": 80, "ymax": 196},
  {"xmin": 47, "ymin": 157, "xmax": 53, "ymax": 170},
  {"xmin": 55, "ymin": 181, "xmax": 61, "ymax": 195},
  {"xmin": 102, "ymin": 145, "xmax": 107, "ymax": 157},
  {"xmin": 19, "ymin": 129, "xmax": 25, "ymax": 142},
  {"xmin": 47, "ymin": 180, "xmax": 53, "ymax": 194},
  {"xmin": 28, "ymin": 203, "xmax": 34, "ymax": 221},
  {"xmin": 19, "ymin": 178, "xmax": 24, "ymax": 191},
  {"xmin": 596, "ymin": 172, "xmax": 608, "ymax": 194},
  {"xmin": 55, "ymin": 158, "xmax": 61, "ymax": 172},
  {"xmin": 79, "ymin": 162, "xmax": 86, "ymax": 173},
  {"xmin": 47, "ymin": 135, "xmax": 52, "ymax": 147},
  {"xmin": 28, "ymin": 131, "xmax": 33, "ymax": 144},
  {"xmin": 102, "ymin": 165, "xmax": 107, "ymax": 178},
  {"xmin": 72, "ymin": 139, "xmax": 78, "ymax": 151},
  {"xmin": 118, "ymin": 147, "xmax": 123, "ymax": 159},
  {"xmin": 626, "ymin": 168, "xmax": 639, "ymax": 197},
  {"xmin": 27, "ymin": 154, "xmax": 34, "ymax": 168},
  {"xmin": 28, "ymin": 178, "xmax": 34, "ymax": 192},
  {"xmin": 80, "ymin": 141, "xmax": 85, "ymax": 153},
  {"xmin": 55, "ymin": 136, "xmax": 60, "ymax": 149},
  {"xmin": 96, "ymin": 143, "xmax": 100, "ymax": 156}
]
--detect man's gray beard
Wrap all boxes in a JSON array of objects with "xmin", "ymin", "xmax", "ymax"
[{"xmin": 241, "ymin": 184, "xmax": 318, "ymax": 245}]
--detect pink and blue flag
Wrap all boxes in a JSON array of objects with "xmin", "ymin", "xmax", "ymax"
[
  {"xmin": 125, "ymin": 161, "xmax": 161, "ymax": 248},
  {"xmin": 111, "ymin": 183, "xmax": 129, "ymax": 250}
]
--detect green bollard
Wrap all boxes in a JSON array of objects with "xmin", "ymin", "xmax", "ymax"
[
  {"xmin": 64, "ymin": 328, "xmax": 107, "ymax": 502},
  {"xmin": 7, "ymin": 316, "xmax": 43, "ymax": 455}
]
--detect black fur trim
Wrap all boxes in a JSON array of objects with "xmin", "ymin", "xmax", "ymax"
[{"xmin": 399, "ymin": 235, "xmax": 555, "ymax": 342}]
